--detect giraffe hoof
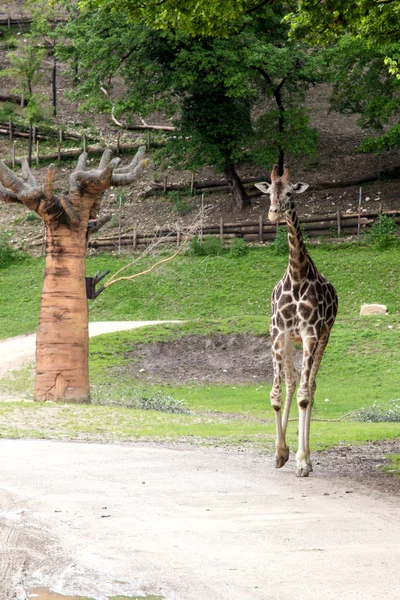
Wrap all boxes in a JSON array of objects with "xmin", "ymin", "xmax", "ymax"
[
  {"xmin": 275, "ymin": 447, "xmax": 289, "ymax": 469},
  {"xmin": 296, "ymin": 466, "xmax": 310, "ymax": 477}
]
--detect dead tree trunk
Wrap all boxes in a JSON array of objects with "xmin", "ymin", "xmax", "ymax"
[
  {"xmin": 224, "ymin": 165, "xmax": 251, "ymax": 210},
  {"xmin": 0, "ymin": 146, "xmax": 147, "ymax": 403}
]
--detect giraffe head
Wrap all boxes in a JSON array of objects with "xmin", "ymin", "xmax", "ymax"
[{"xmin": 254, "ymin": 165, "xmax": 309, "ymax": 223}]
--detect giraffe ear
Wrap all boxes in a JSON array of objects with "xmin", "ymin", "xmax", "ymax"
[
  {"xmin": 254, "ymin": 182, "xmax": 271, "ymax": 195},
  {"xmin": 292, "ymin": 182, "xmax": 309, "ymax": 194}
]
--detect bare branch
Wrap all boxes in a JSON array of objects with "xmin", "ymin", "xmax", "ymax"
[
  {"xmin": 21, "ymin": 158, "xmax": 37, "ymax": 187},
  {"xmin": 104, "ymin": 209, "xmax": 205, "ymax": 288},
  {"xmin": 0, "ymin": 160, "xmax": 25, "ymax": 194},
  {"xmin": 0, "ymin": 183, "xmax": 22, "ymax": 204},
  {"xmin": 111, "ymin": 158, "xmax": 149, "ymax": 186},
  {"xmin": 104, "ymin": 242, "xmax": 188, "ymax": 288},
  {"xmin": 59, "ymin": 194, "xmax": 81, "ymax": 226},
  {"xmin": 74, "ymin": 157, "xmax": 121, "ymax": 193},
  {"xmin": 74, "ymin": 152, "xmax": 88, "ymax": 173},
  {"xmin": 87, "ymin": 213, "xmax": 112, "ymax": 235},
  {"xmin": 98, "ymin": 148, "xmax": 114, "ymax": 170},
  {"xmin": 43, "ymin": 164, "xmax": 55, "ymax": 201},
  {"xmin": 112, "ymin": 145, "xmax": 146, "ymax": 174}
]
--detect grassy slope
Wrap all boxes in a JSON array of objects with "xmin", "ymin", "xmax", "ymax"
[
  {"xmin": 0, "ymin": 243, "xmax": 399, "ymax": 452},
  {"xmin": 1, "ymin": 243, "xmax": 399, "ymax": 337}
]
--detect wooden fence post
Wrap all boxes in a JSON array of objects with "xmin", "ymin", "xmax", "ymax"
[
  {"xmin": 82, "ymin": 133, "xmax": 87, "ymax": 153},
  {"xmin": 220, "ymin": 217, "xmax": 224, "ymax": 243},
  {"xmin": 116, "ymin": 131, "xmax": 120, "ymax": 156},
  {"xmin": 59, "ymin": 128, "xmax": 63, "ymax": 144},
  {"xmin": 190, "ymin": 172, "xmax": 195, "ymax": 195},
  {"xmin": 12, "ymin": 141, "xmax": 16, "ymax": 168},
  {"xmin": 8, "ymin": 116, "xmax": 13, "ymax": 141},
  {"xmin": 33, "ymin": 126, "xmax": 37, "ymax": 145},
  {"xmin": 57, "ymin": 142, "xmax": 61, "ymax": 163},
  {"xmin": 163, "ymin": 175, "xmax": 168, "ymax": 194},
  {"xmin": 146, "ymin": 129, "xmax": 151, "ymax": 150},
  {"xmin": 258, "ymin": 214, "xmax": 263, "ymax": 242},
  {"xmin": 133, "ymin": 228, "xmax": 137, "ymax": 250},
  {"xmin": 36, "ymin": 141, "xmax": 40, "ymax": 166},
  {"xmin": 336, "ymin": 210, "xmax": 341, "ymax": 238}
]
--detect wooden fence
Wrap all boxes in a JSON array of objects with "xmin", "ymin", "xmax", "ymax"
[{"xmin": 86, "ymin": 210, "xmax": 400, "ymax": 250}]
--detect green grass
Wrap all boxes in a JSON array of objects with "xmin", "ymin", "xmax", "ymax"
[
  {"xmin": 1, "ymin": 243, "xmax": 400, "ymax": 338},
  {"xmin": 382, "ymin": 454, "xmax": 400, "ymax": 476},
  {"xmin": 0, "ymin": 243, "xmax": 399, "ymax": 452}
]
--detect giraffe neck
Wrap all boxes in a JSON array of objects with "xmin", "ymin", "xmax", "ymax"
[{"xmin": 285, "ymin": 205, "xmax": 315, "ymax": 282}]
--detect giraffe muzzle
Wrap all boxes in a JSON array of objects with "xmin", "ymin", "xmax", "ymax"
[{"xmin": 268, "ymin": 207, "xmax": 280, "ymax": 223}]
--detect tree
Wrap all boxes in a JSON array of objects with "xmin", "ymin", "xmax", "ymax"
[
  {"xmin": 0, "ymin": 148, "xmax": 147, "ymax": 402},
  {"xmin": 58, "ymin": 5, "xmax": 321, "ymax": 208},
  {"xmin": 29, "ymin": 0, "xmax": 65, "ymax": 116},
  {"xmin": 0, "ymin": 35, "xmax": 47, "ymax": 165},
  {"xmin": 78, "ymin": 0, "xmax": 276, "ymax": 37},
  {"xmin": 290, "ymin": 0, "xmax": 400, "ymax": 45},
  {"xmin": 290, "ymin": 0, "xmax": 400, "ymax": 152}
]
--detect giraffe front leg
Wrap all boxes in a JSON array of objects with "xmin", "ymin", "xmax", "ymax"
[
  {"xmin": 270, "ymin": 340, "xmax": 289, "ymax": 468},
  {"xmin": 296, "ymin": 338, "xmax": 318, "ymax": 477}
]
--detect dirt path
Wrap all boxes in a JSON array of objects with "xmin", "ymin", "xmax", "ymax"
[
  {"xmin": 1, "ymin": 439, "xmax": 400, "ymax": 600},
  {"xmin": 0, "ymin": 321, "xmax": 182, "ymax": 379},
  {"xmin": 1, "ymin": 323, "xmax": 400, "ymax": 599}
]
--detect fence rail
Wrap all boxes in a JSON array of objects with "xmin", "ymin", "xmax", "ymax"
[{"xmin": 85, "ymin": 210, "xmax": 400, "ymax": 250}]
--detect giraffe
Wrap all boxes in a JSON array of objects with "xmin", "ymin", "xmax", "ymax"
[{"xmin": 255, "ymin": 165, "xmax": 338, "ymax": 477}]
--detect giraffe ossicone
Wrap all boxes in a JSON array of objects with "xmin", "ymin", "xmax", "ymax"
[{"xmin": 255, "ymin": 164, "xmax": 338, "ymax": 477}]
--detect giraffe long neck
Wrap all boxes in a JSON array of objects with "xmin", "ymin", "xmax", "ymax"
[{"xmin": 285, "ymin": 205, "xmax": 316, "ymax": 282}]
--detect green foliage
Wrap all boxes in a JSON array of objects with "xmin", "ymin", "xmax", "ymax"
[
  {"xmin": 290, "ymin": 1, "xmax": 400, "ymax": 45},
  {"xmin": 323, "ymin": 37, "xmax": 400, "ymax": 132},
  {"xmin": 79, "ymin": 0, "xmax": 272, "ymax": 37},
  {"xmin": 164, "ymin": 190, "xmax": 195, "ymax": 215},
  {"xmin": 94, "ymin": 384, "xmax": 191, "ymax": 413},
  {"xmin": 58, "ymin": 6, "xmax": 322, "ymax": 175},
  {"xmin": 290, "ymin": 2, "xmax": 400, "ymax": 152},
  {"xmin": 0, "ymin": 235, "xmax": 25, "ymax": 269},
  {"xmin": 229, "ymin": 238, "xmax": 249, "ymax": 258},
  {"xmin": 0, "ymin": 102, "xmax": 16, "ymax": 121},
  {"xmin": 188, "ymin": 235, "xmax": 224, "ymax": 256},
  {"xmin": 352, "ymin": 400, "xmax": 400, "ymax": 423},
  {"xmin": 0, "ymin": 36, "xmax": 46, "ymax": 98},
  {"xmin": 25, "ymin": 211, "xmax": 40, "ymax": 223},
  {"xmin": 369, "ymin": 215, "xmax": 397, "ymax": 250},
  {"xmin": 273, "ymin": 225, "xmax": 289, "ymax": 255}
]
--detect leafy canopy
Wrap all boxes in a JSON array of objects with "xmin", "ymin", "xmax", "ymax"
[
  {"xmin": 78, "ymin": 0, "xmax": 277, "ymax": 37},
  {"xmin": 58, "ymin": 5, "xmax": 321, "ymax": 172},
  {"xmin": 290, "ymin": 0, "xmax": 400, "ymax": 45}
]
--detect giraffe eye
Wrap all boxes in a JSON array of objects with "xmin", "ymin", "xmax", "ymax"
[{"xmin": 287, "ymin": 192, "xmax": 292, "ymax": 197}]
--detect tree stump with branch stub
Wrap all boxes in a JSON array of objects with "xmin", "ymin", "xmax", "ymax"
[{"xmin": 0, "ymin": 146, "xmax": 148, "ymax": 403}]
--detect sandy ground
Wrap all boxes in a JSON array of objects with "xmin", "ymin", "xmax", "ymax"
[
  {"xmin": 0, "ymin": 321, "xmax": 182, "ymax": 379},
  {"xmin": 0, "ymin": 323, "xmax": 400, "ymax": 600}
]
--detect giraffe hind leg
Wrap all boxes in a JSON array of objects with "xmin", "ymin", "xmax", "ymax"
[
  {"xmin": 270, "ymin": 335, "xmax": 289, "ymax": 468},
  {"xmin": 304, "ymin": 332, "xmax": 331, "ymax": 473},
  {"xmin": 296, "ymin": 337, "xmax": 319, "ymax": 477}
]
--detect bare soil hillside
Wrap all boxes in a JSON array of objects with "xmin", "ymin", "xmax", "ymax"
[{"xmin": 0, "ymin": 1, "xmax": 399, "ymax": 249}]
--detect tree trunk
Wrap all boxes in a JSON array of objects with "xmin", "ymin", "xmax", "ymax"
[
  {"xmin": 35, "ymin": 219, "xmax": 90, "ymax": 402},
  {"xmin": 0, "ymin": 146, "xmax": 147, "ymax": 404},
  {"xmin": 28, "ymin": 120, "xmax": 33, "ymax": 167},
  {"xmin": 224, "ymin": 165, "xmax": 251, "ymax": 210}
]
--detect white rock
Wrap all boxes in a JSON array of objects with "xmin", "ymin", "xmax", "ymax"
[{"xmin": 360, "ymin": 303, "xmax": 388, "ymax": 316}]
